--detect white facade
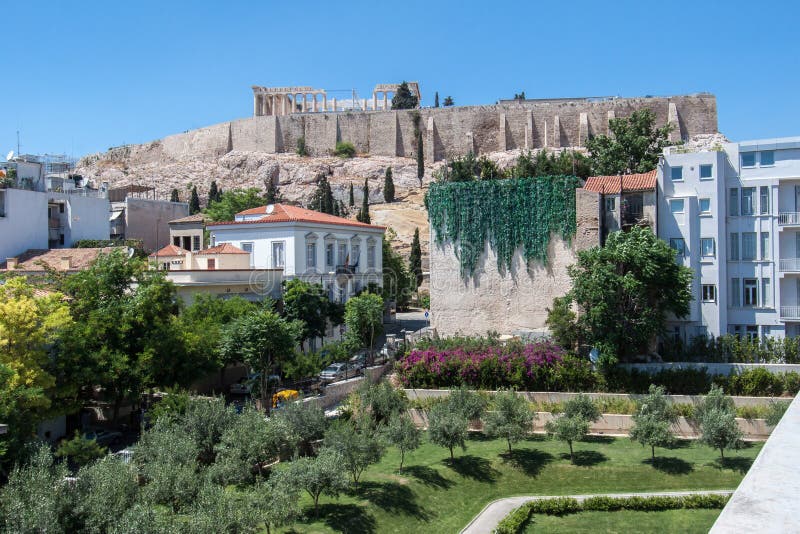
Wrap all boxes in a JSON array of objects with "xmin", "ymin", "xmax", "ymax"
[{"xmin": 658, "ymin": 137, "xmax": 800, "ymax": 342}]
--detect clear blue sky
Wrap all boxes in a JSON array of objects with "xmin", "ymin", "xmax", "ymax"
[{"xmin": 2, "ymin": 0, "xmax": 799, "ymax": 158}]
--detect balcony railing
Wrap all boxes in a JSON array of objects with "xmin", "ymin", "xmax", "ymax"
[
  {"xmin": 780, "ymin": 306, "xmax": 800, "ymax": 320},
  {"xmin": 778, "ymin": 212, "xmax": 800, "ymax": 226},
  {"xmin": 779, "ymin": 258, "xmax": 800, "ymax": 272},
  {"xmin": 335, "ymin": 264, "xmax": 356, "ymax": 276}
]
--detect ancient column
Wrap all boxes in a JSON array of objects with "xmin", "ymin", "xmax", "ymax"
[
  {"xmin": 254, "ymin": 94, "xmax": 261, "ymax": 116},
  {"xmin": 303, "ymin": 93, "xmax": 308, "ymax": 112},
  {"xmin": 578, "ymin": 112, "xmax": 588, "ymax": 146},
  {"xmin": 313, "ymin": 94, "xmax": 318, "ymax": 112},
  {"xmin": 270, "ymin": 95, "xmax": 276, "ymax": 116},
  {"xmin": 331, "ymin": 97, "xmax": 336, "ymax": 112},
  {"xmin": 383, "ymin": 92, "xmax": 389, "ymax": 111},
  {"xmin": 282, "ymin": 94, "xmax": 288, "ymax": 115},
  {"xmin": 372, "ymin": 92, "xmax": 378, "ymax": 111},
  {"xmin": 323, "ymin": 94, "xmax": 327, "ymax": 112}
]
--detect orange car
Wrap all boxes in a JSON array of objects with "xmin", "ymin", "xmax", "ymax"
[{"xmin": 272, "ymin": 389, "xmax": 298, "ymax": 408}]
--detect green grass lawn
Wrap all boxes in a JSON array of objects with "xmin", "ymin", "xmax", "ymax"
[
  {"xmin": 522, "ymin": 508, "xmax": 721, "ymax": 533},
  {"xmin": 282, "ymin": 434, "xmax": 760, "ymax": 534}
]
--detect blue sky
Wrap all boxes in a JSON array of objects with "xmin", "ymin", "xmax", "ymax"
[{"xmin": 2, "ymin": 0, "xmax": 799, "ymax": 158}]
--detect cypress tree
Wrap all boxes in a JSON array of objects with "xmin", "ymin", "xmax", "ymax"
[
  {"xmin": 416, "ymin": 132, "xmax": 425, "ymax": 185},
  {"xmin": 410, "ymin": 227, "xmax": 422, "ymax": 288},
  {"xmin": 383, "ymin": 166, "xmax": 395, "ymax": 203},
  {"xmin": 189, "ymin": 186, "xmax": 200, "ymax": 214},
  {"xmin": 349, "ymin": 182, "xmax": 355, "ymax": 207},
  {"xmin": 357, "ymin": 178, "xmax": 370, "ymax": 224},
  {"xmin": 434, "ymin": 92, "xmax": 440, "ymax": 108},
  {"xmin": 265, "ymin": 177, "xmax": 279, "ymax": 204},
  {"xmin": 208, "ymin": 181, "xmax": 219, "ymax": 204},
  {"xmin": 170, "ymin": 188, "xmax": 180, "ymax": 202}
]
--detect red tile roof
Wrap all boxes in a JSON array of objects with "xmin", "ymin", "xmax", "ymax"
[
  {"xmin": 1, "ymin": 247, "xmax": 118, "ymax": 271},
  {"xmin": 196, "ymin": 243, "xmax": 249, "ymax": 255},
  {"xmin": 149, "ymin": 244, "xmax": 189, "ymax": 258},
  {"xmin": 209, "ymin": 203, "xmax": 385, "ymax": 230},
  {"xmin": 583, "ymin": 170, "xmax": 657, "ymax": 194}
]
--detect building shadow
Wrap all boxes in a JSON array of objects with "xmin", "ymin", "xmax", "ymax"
[
  {"xmin": 349, "ymin": 481, "xmax": 432, "ymax": 521},
  {"xmin": 501, "ymin": 447, "xmax": 554, "ymax": 477},
  {"xmin": 445, "ymin": 454, "xmax": 499, "ymax": 483},
  {"xmin": 404, "ymin": 465, "xmax": 454, "ymax": 489},
  {"xmin": 644, "ymin": 456, "xmax": 694, "ymax": 475}
]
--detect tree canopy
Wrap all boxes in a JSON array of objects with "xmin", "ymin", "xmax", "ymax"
[
  {"xmin": 585, "ymin": 109, "xmax": 674, "ymax": 175},
  {"xmin": 344, "ymin": 292, "xmax": 384, "ymax": 352},
  {"xmin": 203, "ymin": 188, "xmax": 266, "ymax": 222},
  {"xmin": 390, "ymin": 82, "xmax": 419, "ymax": 110}
]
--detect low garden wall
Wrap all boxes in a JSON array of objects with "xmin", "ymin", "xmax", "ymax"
[
  {"xmin": 623, "ymin": 362, "xmax": 800, "ymax": 376},
  {"xmin": 305, "ymin": 362, "xmax": 394, "ymax": 410}
]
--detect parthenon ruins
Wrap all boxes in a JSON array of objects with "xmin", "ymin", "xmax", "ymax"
[{"xmin": 252, "ymin": 82, "xmax": 422, "ymax": 116}]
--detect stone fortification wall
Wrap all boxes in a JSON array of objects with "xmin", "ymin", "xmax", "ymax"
[{"xmin": 134, "ymin": 94, "xmax": 716, "ymax": 163}]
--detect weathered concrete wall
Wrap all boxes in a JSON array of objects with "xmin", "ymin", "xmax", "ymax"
[
  {"xmin": 231, "ymin": 116, "xmax": 277, "ymax": 153},
  {"xmin": 124, "ymin": 198, "xmax": 189, "ymax": 251},
  {"xmin": 575, "ymin": 188, "xmax": 601, "ymax": 250},
  {"xmin": 336, "ymin": 112, "xmax": 371, "ymax": 154},
  {"xmin": 162, "ymin": 122, "xmax": 231, "ymax": 159}
]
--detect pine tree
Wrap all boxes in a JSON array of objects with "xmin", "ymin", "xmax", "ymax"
[
  {"xmin": 208, "ymin": 181, "xmax": 219, "ymax": 205},
  {"xmin": 443, "ymin": 96, "xmax": 454, "ymax": 107},
  {"xmin": 170, "ymin": 188, "xmax": 180, "ymax": 202},
  {"xmin": 357, "ymin": 178, "xmax": 370, "ymax": 224},
  {"xmin": 383, "ymin": 167, "xmax": 395, "ymax": 203},
  {"xmin": 390, "ymin": 81, "xmax": 418, "ymax": 110},
  {"xmin": 189, "ymin": 186, "xmax": 200, "ymax": 214},
  {"xmin": 309, "ymin": 175, "xmax": 335, "ymax": 215},
  {"xmin": 349, "ymin": 182, "xmax": 355, "ymax": 207},
  {"xmin": 410, "ymin": 228, "xmax": 422, "ymax": 289},
  {"xmin": 265, "ymin": 177, "xmax": 280, "ymax": 204},
  {"xmin": 434, "ymin": 92, "xmax": 440, "ymax": 108},
  {"xmin": 416, "ymin": 131, "xmax": 425, "ymax": 185}
]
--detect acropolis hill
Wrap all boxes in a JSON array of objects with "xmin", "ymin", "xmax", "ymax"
[{"xmin": 75, "ymin": 87, "xmax": 718, "ymax": 255}]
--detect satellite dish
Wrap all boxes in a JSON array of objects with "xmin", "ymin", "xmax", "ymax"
[
  {"xmin": 6, "ymin": 151, "xmax": 13, "ymax": 161},
  {"xmin": 265, "ymin": 204, "xmax": 274, "ymax": 215}
]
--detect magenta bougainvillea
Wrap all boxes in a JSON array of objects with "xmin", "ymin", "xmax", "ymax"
[{"xmin": 396, "ymin": 341, "xmax": 595, "ymax": 391}]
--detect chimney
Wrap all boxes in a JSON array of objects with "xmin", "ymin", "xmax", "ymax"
[
  {"xmin": 59, "ymin": 257, "xmax": 72, "ymax": 270},
  {"xmin": 6, "ymin": 257, "xmax": 17, "ymax": 270}
]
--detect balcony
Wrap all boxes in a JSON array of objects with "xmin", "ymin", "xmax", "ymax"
[
  {"xmin": 780, "ymin": 306, "xmax": 800, "ymax": 320},
  {"xmin": 778, "ymin": 212, "xmax": 800, "ymax": 226},
  {"xmin": 335, "ymin": 264, "xmax": 356, "ymax": 276},
  {"xmin": 779, "ymin": 258, "xmax": 800, "ymax": 272}
]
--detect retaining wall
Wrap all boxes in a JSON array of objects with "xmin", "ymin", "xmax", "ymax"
[{"xmin": 623, "ymin": 362, "xmax": 800, "ymax": 376}]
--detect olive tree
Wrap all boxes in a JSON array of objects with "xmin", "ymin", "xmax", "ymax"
[
  {"xmin": 323, "ymin": 419, "xmax": 384, "ymax": 486},
  {"xmin": 545, "ymin": 414, "xmax": 589, "ymax": 463},
  {"xmin": 281, "ymin": 449, "xmax": 348, "ymax": 516},
  {"xmin": 697, "ymin": 385, "xmax": 743, "ymax": 459},
  {"xmin": 428, "ymin": 402, "xmax": 468, "ymax": 460},
  {"xmin": 75, "ymin": 457, "xmax": 139, "ymax": 533},
  {"xmin": 483, "ymin": 390, "xmax": 534, "ymax": 454},
  {"xmin": 385, "ymin": 414, "xmax": 421, "ymax": 471},
  {"xmin": 629, "ymin": 385, "xmax": 676, "ymax": 460},
  {"xmin": 272, "ymin": 400, "xmax": 328, "ymax": 457}
]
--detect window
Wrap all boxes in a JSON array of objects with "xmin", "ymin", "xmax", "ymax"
[
  {"xmin": 732, "ymin": 324, "xmax": 743, "ymax": 337},
  {"xmin": 173, "ymin": 236, "xmax": 180, "ymax": 246},
  {"xmin": 741, "ymin": 187, "xmax": 756, "ymax": 215},
  {"xmin": 306, "ymin": 243, "xmax": 316, "ymax": 268},
  {"xmin": 192, "ymin": 235, "xmax": 201, "ymax": 251},
  {"xmin": 670, "ymin": 166, "xmax": 683, "ymax": 181},
  {"xmin": 729, "ymin": 189, "xmax": 739, "ymax": 216},
  {"xmin": 367, "ymin": 244, "xmax": 376, "ymax": 269},
  {"xmin": 762, "ymin": 325, "xmax": 772, "ymax": 338},
  {"xmin": 669, "ymin": 238, "xmax": 686, "ymax": 257},
  {"xmin": 59, "ymin": 204, "xmax": 65, "ymax": 214},
  {"xmin": 670, "ymin": 199, "xmax": 685, "ymax": 213},
  {"xmin": 761, "ymin": 232, "xmax": 770, "ymax": 260},
  {"xmin": 605, "ymin": 197, "xmax": 616, "ymax": 211},
  {"xmin": 338, "ymin": 243, "xmax": 348, "ymax": 265},
  {"xmin": 701, "ymin": 238, "xmax": 716, "ymax": 258},
  {"xmin": 742, "ymin": 232, "xmax": 758, "ymax": 260},
  {"xmin": 742, "ymin": 152, "xmax": 756, "ymax": 167},
  {"xmin": 325, "ymin": 243, "xmax": 334, "ymax": 267},
  {"xmin": 742, "ymin": 232, "xmax": 757, "ymax": 260},
  {"xmin": 59, "ymin": 234, "xmax": 65, "ymax": 245},
  {"xmin": 0, "ymin": 190, "xmax": 5, "ymax": 217},
  {"xmin": 743, "ymin": 278, "xmax": 758, "ymax": 307},
  {"xmin": 759, "ymin": 186, "xmax": 770, "ymax": 215},
  {"xmin": 699, "ymin": 198, "xmax": 711, "ymax": 214},
  {"xmin": 352, "ymin": 244, "xmax": 360, "ymax": 271},
  {"xmin": 699, "ymin": 164, "xmax": 713, "ymax": 179},
  {"xmin": 760, "ymin": 150, "xmax": 775, "ymax": 166},
  {"xmin": 272, "ymin": 241, "xmax": 285, "ymax": 269},
  {"xmin": 702, "ymin": 284, "xmax": 716, "ymax": 302},
  {"xmin": 241, "ymin": 242, "xmax": 254, "ymax": 267},
  {"xmin": 210, "ymin": 235, "xmax": 216, "ymax": 247},
  {"xmin": 745, "ymin": 325, "xmax": 758, "ymax": 341},
  {"xmin": 762, "ymin": 278, "xmax": 772, "ymax": 307},
  {"xmin": 730, "ymin": 232, "xmax": 739, "ymax": 260},
  {"xmin": 731, "ymin": 278, "xmax": 741, "ymax": 307}
]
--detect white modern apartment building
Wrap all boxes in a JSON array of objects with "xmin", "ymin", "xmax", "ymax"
[
  {"xmin": 206, "ymin": 203, "xmax": 384, "ymax": 303},
  {"xmin": 658, "ymin": 136, "xmax": 800, "ymax": 342}
]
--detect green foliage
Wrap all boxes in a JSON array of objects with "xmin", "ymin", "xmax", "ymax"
[
  {"xmin": 562, "ymin": 393, "xmax": 601, "ymax": 422},
  {"xmin": 427, "ymin": 175, "xmax": 580, "ymax": 277},
  {"xmin": 203, "ymin": 188, "xmax": 267, "ymax": 222},
  {"xmin": 185, "ymin": 483, "xmax": 257, "ymax": 534},
  {"xmin": 630, "ymin": 385, "xmax": 676, "ymax": 459},
  {"xmin": 557, "ymin": 226, "xmax": 693, "ymax": 360},
  {"xmin": 296, "ymin": 136, "xmax": 308, "ymax": 156},
  {"xmin": 72, "ymin": 238, "xmax": 144, "ymax": 250},
  {"xmin": 170, "ymin": 188, "xmax": 180, "ymax": 202},
  {"xmin": 765, "ymin": 400, "xmax": 790, "ymax": 427},
  {"xmin": 383, "ymin": 166, "xmax": 395, "ymax": 202},
  {"xmin": 249, "ymin": 474, "xmax": 302, "ymax": 534},
  {"xmin": 697, "ymin": 385, "xmax": 743, "ymax": 458},
  {"xmin": 384, "ymin": 414, "xmax": 421, "ymax": 471},
  {"xmin": 189, "ymin": 185, "xmax": 200, "ymax": 214},
  {"xmin": 512, "ymin": 149, "xmax": 592, "ymax": 179},
  {"xmin": 662, "ymin": 333, "xmax": 800, "ymax": 364},
  {"xmin": 545, "ymin": 413, "xmax": 589, "ymax": 462},
  {"xmin": 409, "ymin": 227, "xmax": 423, "ymax": 289},
  {"xmin": 334, "ymin": 141, "xmax": 356, "ymax": 158},
  {"xmin": 513, "ymin": 91, "xmax": 526, "ymax": 100},
  {"xmin": 323, "ymin": 419, "xmax": 385, "ymax": 485},
  {"xmin": 344, "ymin": 292, "xmax": 384, "ymax": 351},
  {"xmin": 417, "ymin": 130, "xmax": 425, "ymax": 184},
  {"xmin": 272, "ymin": 399, "xmax": 327, "ymax": 457},
  {"xmin": 382, "ymin": 229, "xmax": 415, "ymax": 309},
  {"xmin": 136, "ymin": 420, "xmax": 201, "ymax": 510},
  {"xmin": 443, "ymin": 95, "xmax": 454, "ymax": 106},
  {"xmin": 308, "ymin": 174, "xmax": 335, "ymax": 215},
  {"xmin": 545, "ymin": 296, "xmax": 578, "ymax": 350},
  {"xmin": 434, "ymin": 91, "xmax": 439, "ymax": 108},
  {"xmin": 428, "ymin": 402, "xmax": 469, "ymax": 459},
  {"xmin": 74, "ymin": 456, "xmax": 139, "ymax": 533},
  {"xmin": 357, "ymin": 177, "xmax": 370, "ymax": 223},
  {"xmin": 727, "ymin": 367, "xmax": 785, "ymax": 396},
  {"xmin": 280, "ymin": 449, "xmax": 348, "ymax": 516},
  {"xmin": 55, "ymin": 431, "xmax": 107, "ymax": 469},
  {"xmin": 283, "ymin": 279, "xmax": 338, "ymax": 349},
  {"xmin": 483, "ymin": 389, "xmax": 534, "ymax": 453},
  {"xmin": 390, "ymin": 81, "xmax": 419, "ymax": 110},
  {"xmin": 446, "ymin": 386, "xmax": 488, "ymax": 421},
  {"xmin": 208, "ymin": 180, "xmax": 220, "ymax": 205},
  {"xmin": 348, "ymin": 182, "xmax": 355, "ymax": 207},
  {"xmin": 585, "ymin": 108, "xmax": 674, "ymax": 175},
  {"xmin": 264, "ymin": 177, "xmax": 280, "ymax": 204},
  {"xmin": 355, "ymin": 380, "xmax": 409, "ymax": 427},
  {"xmin": 148, "ymin": 390, "xmax": 191, "ymax": 423}
]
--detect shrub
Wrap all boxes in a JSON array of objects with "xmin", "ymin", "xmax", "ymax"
[
  {"xmin": 296, "ymin": 136, "xmax": 308, "ymax": 156},
  {"xmin": 765, "ymin": 401, "xmax": 790, "ymax": 427},
  {"xmin": 728, "ymin": 368, "xmax": 785, "ymax": 396},
  {"xmin": 334, "ymin": 141, "xmax": 356, "ymax": 158},
  {"xmin": 494, "ymin": 502, "xmax": 534, "ymax": 534},
  {"xmin": 55, "ymin": 431, "xmax": 107, "ymax": 469},
  {"xmin": 527, "ymin": 497, "xmax": 581, "ymax": 515}
]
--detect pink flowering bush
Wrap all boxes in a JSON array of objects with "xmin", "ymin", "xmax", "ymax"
[{"xmin": 396, "ymin": 340, "xmax": 595, "ymax": 391}]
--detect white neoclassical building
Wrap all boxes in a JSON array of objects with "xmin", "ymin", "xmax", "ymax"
[
  {"xmin": 206, "ymin": 204, "xmax": 385, "ymax": 302},
  {"xmin": 658, "ymin": 136, "xmax": 800, "ymax": 342}
]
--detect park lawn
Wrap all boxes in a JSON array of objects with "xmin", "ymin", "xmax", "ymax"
[
  {"xmin": 522, "ymin": 508, "xmax": 721, "ymax": 533},
  {"xmin": 282, "ymin": 434, "xmax": 760, "ymax": 534}
]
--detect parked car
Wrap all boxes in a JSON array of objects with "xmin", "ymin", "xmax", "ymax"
[
  {"xmin": 349, "ymin": 353, "xmax": 368, "ymax": 372},
  {"xmin": 230, "ymin": 373, "xmax": 281, "ymax": 395},
  {"xmin": 319, "ymin": 362, "xmax": 359, "ymax": 383}
]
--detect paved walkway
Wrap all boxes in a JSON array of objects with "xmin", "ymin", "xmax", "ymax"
[{"xmin": 460, "ymin": 489, "xmax": 733, "ymax": 534}]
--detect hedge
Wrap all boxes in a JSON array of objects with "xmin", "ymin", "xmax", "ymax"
[{"xmin": 493, "ymin": 494, "xmax": 729, "ymax": 534}]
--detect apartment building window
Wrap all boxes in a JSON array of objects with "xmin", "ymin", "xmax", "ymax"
[
  {"xmin": 367, "ymin": 244, "xmax": 376, "ymax": 269},
  {"xmin": 670, "ymin": 166, "xmax": 683, "ymax": 181},
  {"xmin": 271, "ymin": 242, "xmax": 285, "ymax": 269},
  {"xmin": 746, "ymin": 325, "xmax": 759, "ymax": 341},
  {"xmin": 743, "ymin": 278, "xmax": 758, "ymax": 307},
  {"xmin": 761, "ymin": 232, "xmax": 770, "ymax": 260},
  {"xmin": 730, "ymin": 233, "xmax": 739, "ymax": 260},
  {"xmin": 760, "ymin": 150, "xmax": 775, "ymax": 166},
  {"xmin": 741, "ymin": 187, "xmax": 756, "ymax": 215},
  {"xmin": 701, "ymin": 238, "xmax": 716, "ymax": 258},
  {"xmin": 605, "ymin": 198, "xmax": 616, "ymax": 211},
  {"xmin": 241, "ymin": 242, "xmax": 254, "ymax": 267},
  {"xmin": 762, "ymin": 278, "xmax": 772, "ymax": 307},
  {"xmin": 338, "ymin": 243, "xmax": 348, "ymax": 265},
  {"xmin": 731, "ymin": 278, "xmax": 741, "ymax": 307},
  {"xmin": 192, "ymin": 235, "xmax": 201, "ymax": 251},
  {"xmin": 729, "ymin": 189, "xmax": 739, "ymax": 216},
  {"xmin": 669, "ymin": 238, "xmax": 686, "ymax": 257},
  {"xmin": 699, "ymin": 164, "xmax": 713, "ymax": 179},
  {"xmin": 760, "ymin": 186, "xmax": 770, "ymax": 214},
  {"xmin": 742, "ymin": 232, "xmax": 757, "ymax": 260},
  {"xmin": 701, "ymin": 284, "xmax": 716, "ymax": 302},
  {"xmin": 670, "ymin": 199, "xmax": 685, "ymax": 213},
  {"xmin": 742, "ymin": 152, "xmax": 756, "ymax": 167},
  {"xmin": 306, "ymin": 242, "xmax": 316, "ymax": 268},
  {"xmin": 325, "ymin": 243, "xmax": 334, "ymax": 268},
  {"xmin": 699, "ymin": 198, "xmax": 711, "ymax": 214},
  {"xmin": 352, "ymin": 244, "xmax": 360, "ymax": 271}
]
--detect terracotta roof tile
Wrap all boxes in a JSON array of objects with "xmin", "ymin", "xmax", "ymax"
[
  {"xmin": 149, "ymin": 244, "xmax": 189, "ymax": 258},
  {"xmin": 196, "ymin": 243, "xmax": 249, "ymax": 255},
  {"xmin": 209, "ymin": 203, "xmax": 385, "ymax": 230},
  {"xmin": 0, "ymin": 247, "xmax": 118, "ymax": 271},
  {"xmin": 583, "ymin": 170, "xmax": 657, "ymax": 194}
]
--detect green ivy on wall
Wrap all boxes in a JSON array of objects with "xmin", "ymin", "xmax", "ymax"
[{"xmin": 427, "ymin": 176, "xmax": 581, "ymax": 277}]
